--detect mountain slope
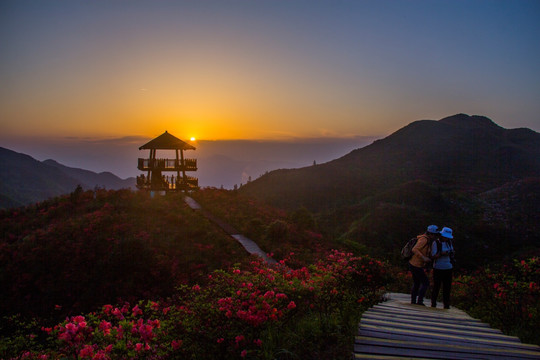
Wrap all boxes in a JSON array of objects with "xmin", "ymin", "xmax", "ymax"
[
  {"xmin": 239, "ymin": 114, "xmax": 540, "ymax": 268},
  {"xmin": 241, "ymin": 114, "xmax": 540, "ymax": 210},
  {"xmin": 43, "ymin": 159, "xmax": 135, "ymax": 191},
  {"xmin": 0, "ymin": 147, "xmax": 135, "ymax": 208},
  {"xmin": 0, "ymin": 147, "xmax": 81, "ymax": 208}
]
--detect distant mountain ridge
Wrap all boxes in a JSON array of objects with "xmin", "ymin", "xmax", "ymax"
[
  {"xmin": 42, "ymin": 159, "xmax": 134, "ymax": 191},
  {"xmin": 241, "ymin": 114, "xmax": 540, "ymax": 210},
  {"xmin": 240, "ymin": 114, "xmax": 540, "ymax": 267},
  {"xmin": 0, "ymin": 147, "xmax": 135, "ymax": 208}
]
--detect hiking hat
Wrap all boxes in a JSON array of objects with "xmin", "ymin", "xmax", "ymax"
[
  {"xmin": 427, "ymin": 225, "xmax": 439, "ymax": 234},
  {"xmin": 440, "ymin": 227, "xmax": 453, "ymax": 239}
]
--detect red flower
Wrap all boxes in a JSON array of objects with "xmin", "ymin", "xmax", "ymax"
[
  {"xmin": 78, "ymin": 344, "xmax": 94, "ymax": 358},
  {"xmin": 235, "ymin": 335, "xmax": 245, "ymax": 344},
  {"xmin": 132, "ymin": 305, "xmax": 143, "ymax": 317},
  {"xmin": 287, "ymin": 301, "xmax": 296, "ymax": 310}
]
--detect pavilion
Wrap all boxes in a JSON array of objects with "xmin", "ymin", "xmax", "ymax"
[{"xmin": 136, "ymin": 131, "xmax": 198, "ymax": 192}]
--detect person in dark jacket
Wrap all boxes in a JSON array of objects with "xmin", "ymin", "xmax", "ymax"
[{"xmin": 431, "ymin": 227, "xmax": 455, "ymax": 309}]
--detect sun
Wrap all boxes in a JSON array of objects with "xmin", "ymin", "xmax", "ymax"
[{"xmin": 190, "ymin": 137, "xmax": 196, "ymax": 141}]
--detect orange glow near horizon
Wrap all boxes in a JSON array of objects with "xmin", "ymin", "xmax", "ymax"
[{"xmin": 2, "ymin": 2, "xmax": 539, "ymax": 143}]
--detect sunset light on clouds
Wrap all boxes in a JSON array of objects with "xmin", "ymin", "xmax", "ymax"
[{"xmin": 1, "ymin": 0, "xmax": 540, "ymax": 143}]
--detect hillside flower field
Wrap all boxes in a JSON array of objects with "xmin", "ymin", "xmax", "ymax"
[
  {"xmin": 2, "ymin": 250, "xmax": 389, "ymax": 359},
  {"xmin": 0, "ymin": 189, "xmax": 391, "ymax": 359},
  {"xmin": 452, "ymin": 256, "xmax": 540, "ymax": 345},
  {"xmin": 1, "ymin": 188, "xmax": 539, "ymax": 359}
]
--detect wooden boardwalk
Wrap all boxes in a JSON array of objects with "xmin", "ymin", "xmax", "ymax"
[{"xmin": 354, "ymin": 293, "xmax": 540, "ymax": 359}]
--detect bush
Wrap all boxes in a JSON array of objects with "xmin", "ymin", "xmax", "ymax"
[
  {"xmin": 1, "ymin": 251, "xmax": 390, "ymax": 359},
  {"xmin": 265, "ymin": 220, "xmax": 289, "ymax": 242},
  {"xmin": 453, "ymin": 257, "xmax": 540, "ymax": 345}
]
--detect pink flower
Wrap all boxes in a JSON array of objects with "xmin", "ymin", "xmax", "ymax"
[
  {"xmin": 99, "ymin": 320, "xmax": 112, "ymax": 336},
  {"xmin": 103, "ymin": 304, "xmax": 113, "ymax": 315},
  {"xmin": 241, "ymin": 350, "xmax": 247, "ymax": 357},
  {"xmin": 217, "ymin": 337, "xmax": 224, "ymax": 343},
  {"xmin": 135, "ymin": 343, "xmax": 144, "ymax": 352},
  {"xmin": 192, "ymin": 284, "xmax": 201, "ymax": 292},
  {"xmin": 73, "ymin": 315, "xmax": 85, "ymax": 324},
  {"xmin": 65, "ymin": 323, "xmax": 77, "ymax": 334},
  {"xmin": 235, "ymin": 335, "xmax": 245, "ymax": 344},
  {"xmin": 172, "ymin": 339, "xmax": 183, "ymax": 350},
  {"xmin": 132, "ymin": 305, "xmax": 143, "ymax": 317},
  {"xmin": 254, "ymin": 339, "xmax": 263, "ymax": 347},
  {"xmin": 112, "ymin": 308, "xmax": 124, "ymax": 320},
  {"xmin": 287, "ymin": 301, "xmax": 296, "ymax": 310},
  {"xmin": 78, "ymin": 344, "xmax": 94, "ymax": 358}
]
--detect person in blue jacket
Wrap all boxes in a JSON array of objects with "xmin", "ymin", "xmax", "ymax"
[{"xmin": 431, "ymin": 227, "xmax": 455, "ymax": 309}]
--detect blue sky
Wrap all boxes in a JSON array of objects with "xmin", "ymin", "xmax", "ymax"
[{"xmin": 0, "ymin": 0, "xmax": 539, "ymax": 179}]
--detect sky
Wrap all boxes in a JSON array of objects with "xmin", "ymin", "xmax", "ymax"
[{"xmin": 1, "ymin": 0, "xmax": 540, "ymax": 180}]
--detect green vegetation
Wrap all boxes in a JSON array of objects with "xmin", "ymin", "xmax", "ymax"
[
  {"xmin": 453, "ymin": 257, "xmax": 540, "ymax": 345},
  {"xmin": 1, "ymin": 186, "xmax": 539, "ymax": 359},
  {"xmin": 0, "ymin": 189, "xmax": 245, "ymax": 321}
]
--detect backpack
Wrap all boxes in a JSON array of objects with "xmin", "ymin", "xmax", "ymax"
[
  {"xmin": 432, "ymin": 239, "xmax": 457, "ymax": 267},
  {"xmin": 401, "ymin": 237, "xmax": 418, "ymax": 261}
]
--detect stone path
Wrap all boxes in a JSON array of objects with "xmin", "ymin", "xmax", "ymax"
[
  {"xmin": 184, "ymin": 196, "xmax": 276, "ymax": 265},
  {"xmin": 354, "ymin": 292, "xmax": 540, "ymax": 359}
]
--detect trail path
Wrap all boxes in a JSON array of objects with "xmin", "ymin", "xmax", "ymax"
[
  {"xmin": 354, "ymin": 292, "xmax": 540, "ymax": 359},
  {"xmin": 185, "ymin": 195, "xmax": 539, "ymax": 358},
  {"xmin": 184, "ymin": 196, "xmax": 276, "ymax": 265}
]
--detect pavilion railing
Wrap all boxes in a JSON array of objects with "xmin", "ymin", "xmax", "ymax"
[
  {"xmin": 136, "ymin": 175, "xmax": 198, "ymax": 191},
  {"xmin": 137, "ymin": 158, "xmax": 197, "ymax": 171}
]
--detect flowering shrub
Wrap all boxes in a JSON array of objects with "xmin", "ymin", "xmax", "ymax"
[
  {"xmin": 0, "ymin": 189, "xmax": 245, "ymax": 321},
  {"xmin": 1, "ymin": 251, "xmax": 390, "ymax": 359},
  {"xmin": 191, "ymin": 188, "xmax": 331, "ymax": 264},
  {"xmin": 453, "ymin": 257, "xmax": 540, "ymax": 345}
]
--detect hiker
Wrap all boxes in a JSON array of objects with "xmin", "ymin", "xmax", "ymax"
[
  {"xmin": 409, "ymin": 225, "xmax": 439, "ymax": 305},
  {"xmin": 431, "ymin": 227, "xmax": 455, "ymax": 309}
]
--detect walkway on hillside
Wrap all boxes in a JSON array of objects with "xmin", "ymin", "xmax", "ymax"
[
  {"xmin": 184, "ymin": 196, "xmax": 277, "ymax": 265},
  {"xmin": 354, "ymin": 292, "xmax": 540, "ymax": 359}
]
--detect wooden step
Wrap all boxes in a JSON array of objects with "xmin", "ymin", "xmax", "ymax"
[{"xmin": 354, "ymin": 293, "xmax": 540, "ymax": 359}]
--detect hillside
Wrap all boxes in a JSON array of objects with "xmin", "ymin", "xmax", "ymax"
[
  {"xmin": 0, "ymin": 147, "xmax": 81, "ymax": 208},
  {"xmin": 43, "ymin": 159, "xmax": 135, "ymax": 191},
  {"xmin": 0, "ymin": 189, "xmax": 245, "ymax": 320},
  {"xmin": 0, "ymin": 147, "xmax": 135, "ymax": 208},
  {"xmin": 241, "ymin": 114, "xmax": 540, "ymax": 210},
  {"xmin": 240, "ymin": 114, "xmax": 540, "ymax": 267},
  {"xmin": 0, "ymin": 188, "xmax": 392, "ymax": 359}
]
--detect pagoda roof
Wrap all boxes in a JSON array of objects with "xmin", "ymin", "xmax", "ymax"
[{"xmin": 139, "ymin": 131, "xmax": 196, "ymax": 150}]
